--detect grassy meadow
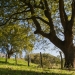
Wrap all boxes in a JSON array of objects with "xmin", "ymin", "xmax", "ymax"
[{"xmin": 0, "ymin": 58, "xmax": 75, "ymax": 75}]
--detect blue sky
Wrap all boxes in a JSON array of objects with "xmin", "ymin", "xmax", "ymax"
[
  {"xmin": 22, "ymin": 41, "xmax": 61, "ymax": 58},
  {"xmin": 32, "ymin": 49, "xmax": 60, "ymax": 57},
  {"xmin": 33, "ymin": 36, "xmax": 62, "ymax": 56}
]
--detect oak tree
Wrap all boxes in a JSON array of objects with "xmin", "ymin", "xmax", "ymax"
[{"xmin": 0, "ymin": 0, "xmax": 75, "ymax": 68}]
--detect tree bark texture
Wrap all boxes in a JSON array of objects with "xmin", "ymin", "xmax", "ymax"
[{"xmin": 64, "ymin": 47, "xmax": 75, "ymax": 68}]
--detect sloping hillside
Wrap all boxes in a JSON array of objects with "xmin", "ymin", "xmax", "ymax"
[{"xmin": 0, "ymin": 58, "xmax": 74, "ymax": 75}]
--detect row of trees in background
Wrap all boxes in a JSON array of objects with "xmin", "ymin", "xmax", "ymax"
[{"xmin": 25, "ymin": 53, "xmax": 61, "ymax": 68}]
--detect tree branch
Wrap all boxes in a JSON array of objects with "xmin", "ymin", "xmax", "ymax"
[
  {"xmin": 42, "ymin": 0, "xmax": 64, "ymax": 49},
  {"xmin": 0, "ymin": 10, "xmax": 30, "ymax": 26},
  {"xmin": 28, "ymin": 4, "xmax": 41, "ymax": 31},
  {"xmin": 34, "ymin": 5, "xmax": 44, "ymax": 10},
  {"xmin": 59, "ymin": 0, "xmax": 68, "ymax": 28},
  {"xmin": 35, "ymin": 17, "xmax": 49, "ymax": 25},
  {"xmin": 21, "ymin": 0, "xmax": 64, "ymax": 49},
  {"xmin": 49, "ymin": 34, "xmax": 64, "ymax": 51},
  {"xmin": 27, "ymin": 2, "xmax": 50, "ymax": 38},
  {"xmin": 70, "ymin": 1, "xmax": 75, "ymax": 25},
  {"xmin": 11, "ymin": 17, "xmax": 32, "ymax": 21},
  {"xmin": 44, "ymin": 0, "xmax": 55, "ymax": 34}
]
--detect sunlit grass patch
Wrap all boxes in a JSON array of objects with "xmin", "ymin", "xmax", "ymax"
[{"xmin": 0, "ymin": 57, "xmax": 75, "ymax": 75}]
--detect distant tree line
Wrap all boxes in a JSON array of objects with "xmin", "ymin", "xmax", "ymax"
[{"xmin": 25, "ymin": 53, "xmax": 60, "ymax": 68}]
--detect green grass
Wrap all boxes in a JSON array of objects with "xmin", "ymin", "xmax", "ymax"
[{"xmin": 0, "ymin": 58, "xmax": 75, "ymax": 75}]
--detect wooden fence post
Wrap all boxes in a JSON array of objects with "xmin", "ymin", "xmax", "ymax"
[
  {"xmin": 40, "ymin": 52, "xmax": 43, "ymax": 68},
  {"xmin": 15, "ymin": 55, "xmax": 17, "ymax": 65},
  {"xmin": 59, "ymin": 51, "xmax": 63, "ymax": 69},
  {"xmin": 5, "ymin": 54, "xmax": 7, "ymax": 63}
]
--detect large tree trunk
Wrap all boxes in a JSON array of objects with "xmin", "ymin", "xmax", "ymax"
[
  {"xmin": 64, "ymin": 49, "xmax": 75, "ymax": 68},
  {"xmin": 63, "ymin": 24, "xmax": 75, "ymax": 68},
  {"xmin": 63, "ymin": 46, "xmax": 75, "ymax": 68}
]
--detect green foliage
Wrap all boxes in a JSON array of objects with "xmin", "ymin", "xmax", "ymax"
[
  {"xmin": 0, "ymin": 24, "xmax": 35, "ymax": 57},
  {"xmin": 0, "ymin": 0, "xmax": 72, "ymax": 37},
  {"xmin": 25, "ymin": 53, "xmax": 60, "ymax": 68}
]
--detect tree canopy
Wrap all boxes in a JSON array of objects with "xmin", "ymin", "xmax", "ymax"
[{"xmin": 0, "ymin": 24, "xmax": 35, "ymax": 58}]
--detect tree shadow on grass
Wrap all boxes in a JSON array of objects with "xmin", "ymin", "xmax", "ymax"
[
  {"xmin": 0, "ymin": 68, "xmax": 72, "ymax": 75},
  {"xmin": 0, "ymin": 61, "xmax": 27, "ymax": 66}
]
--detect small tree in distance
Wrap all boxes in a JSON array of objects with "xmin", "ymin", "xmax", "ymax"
[{"xmin": 0, "ymin": 24, "xmax": 35, "ymax": 58}]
